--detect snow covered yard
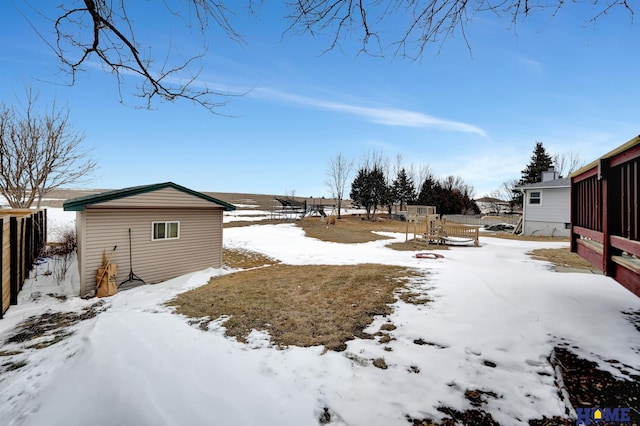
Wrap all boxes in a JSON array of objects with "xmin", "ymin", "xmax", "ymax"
[{"xmin": 1, "ymin": 215, "xmax": 639, "ymax": 425}]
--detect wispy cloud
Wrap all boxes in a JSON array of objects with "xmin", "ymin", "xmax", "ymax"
[
  {"xmin": 93, "ymin": 61, "xmax": 487, "ymax": 137},
  {"xmin": 513, "ymin": 54, "xmax": 544, "ymax": 74},
  {"xmin": 252, "ymin": 87, "xmax": 488, "ymax": 137}
]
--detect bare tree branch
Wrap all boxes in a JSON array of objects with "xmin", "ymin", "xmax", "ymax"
[
  {"xmin": 285, "ymin": 0, "xmax": 635, "ymax": 58},
  {"xmin": 19, "ymin": 0, "xmax": 246, "ymax": 113},
  {"xmin": 553, "ymin": 151, "xmax": 584, "ymax": 178},
  {"xmin": 14, "ymin": 1, "xmax": 636, "ymax": 112}
]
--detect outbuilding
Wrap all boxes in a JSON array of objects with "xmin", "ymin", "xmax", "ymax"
[{"xmin": 63, "ymin": 182, "xmax": 235, "ymax": 297}]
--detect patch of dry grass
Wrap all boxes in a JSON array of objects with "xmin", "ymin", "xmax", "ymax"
[
  {"xmin": 3, "ymin": 360, "xmax": 27, "ymax": 371},
  {"xmin": 170, "ymin": 264, "xmax": 424, "ymax": 351},
  {"xmin": 386, "ymin": 240, "xmax": 449, "ymax": 252},
  {"xmin": 225, "ymin": 214, "xmax": 454, "ymax": 251},
  {"xmin": 222, "ymin": 248, "xmax": 279, "ymax": 269},
  {"xmin": 373, "ymin": 357, "xmax": 388, "ymax": 369},
  {"xmin": 224, "ymin": 219, "xmax": 291, "ymax": 229},
  {"xmin": 528, "ymin": 247, "xmax": 595, "ymax": 270},
  {"xmin": 483, "ymin": 233, "xmax": 569, "ymax": 242},
  {"xmin": 297, "ymin": 215, "xmax": 409, "ymax": 244},
  {"xmin": 5, "ymin": 302, "xmax": 106, "ymax": 346}
]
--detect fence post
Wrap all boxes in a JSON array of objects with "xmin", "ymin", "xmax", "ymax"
[
  {"xmin": 10, "ymin": 217, "xmax": 18, "ymax": 305},
  {"xmin": 38, "ymin": 209, "xmax": 47, "ymax": 253},
  {"xmin": 19, "ymin": 217, "xmax": 26, "ymax": 293},
  {"xmin": 0, "ymin": 217, "xmax": 3, "ymax": 319},
  {"xmin": 25, "ymin": 216, "xmax": 33, "ymax": 276},
  {"xmin": 599, "ymin": 158, "xmax": 612, "ymax": 275},
  {"xmin": 570, "ymin": 181, "xmax": 577, "ymax": 253},
  {"xmin": 43, "ymin": 209, "xmax": 47, "ymax": 244}
]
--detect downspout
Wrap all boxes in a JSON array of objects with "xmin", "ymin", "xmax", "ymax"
[{"xmin": 519, "ymin": 188, "xmax": 526, "ymax": 235}]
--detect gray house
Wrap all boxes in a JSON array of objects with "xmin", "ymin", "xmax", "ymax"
[
  {"xmin": 63, "ymin": 182, "xmax": 235, "ymax": 296},
  {"xmin": 516, "ymin": 169, "xmax": 570, "ymax": 237}
]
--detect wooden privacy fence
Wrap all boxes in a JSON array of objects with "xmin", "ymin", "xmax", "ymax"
[
  {"xmin": 1, "ymin": 209, "xmax": 47, "ymax": 318},
  {"xmin": 570, "ymin": 135, "xmax": 640, "ymax": 297}
]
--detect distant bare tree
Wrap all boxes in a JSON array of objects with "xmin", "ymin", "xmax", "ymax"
[
  {"xmin": 491, "ymin": 178, "xmax": 519, "ymax": 212},
  {"xmin": 407, "ymin": 163, "xmax": 434, "ymax": 192},
  {"xmin": 553, "ymin": 152, "xmax": 584, "ymax": 178},
  {"xmin": 285, "ymin": 188, "xmax": 297, "ymax": 199},
  {"xmin": 486, "ymin": 190, "xmax": 505, "ymax": 214},
  {"xmin": 325, "ymin": 153, "xmax": 353, "ymax": 218},
  {"xmin": 0, "ymin": 90, "xmax": 96, "ymax": 208},
  {"xmin": 359, "ymin": 150, "xmax": 388, "ymax": 172},
  {"xmin": 440, "ymin": 175, "xmax": 463, "ymax": 192}
]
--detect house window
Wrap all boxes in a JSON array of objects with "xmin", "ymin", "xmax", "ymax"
[
  {"xmin": 529, "ymin": 191, "xmax": 542, "ymax": 205},
  {"xmin": 152, "ymin": 221, "xmax": 180, "ymax": 240}
]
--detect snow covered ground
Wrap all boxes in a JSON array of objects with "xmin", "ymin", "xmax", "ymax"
[{"xmin": 0, "ymin": 209, "xmax": 639, "ymax": 426}]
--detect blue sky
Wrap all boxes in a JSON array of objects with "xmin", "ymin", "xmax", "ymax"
[{"xmin": 1, "ymin": 2, "xmax": 638, "ymax": 198}]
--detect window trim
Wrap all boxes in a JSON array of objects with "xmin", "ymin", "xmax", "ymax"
[
  {"xmin": 152, "ymin": 221, "xmax": 180, "ymax": 241},
  {"xmin": 528, "ymin": 190, "xmax": 542, "ymax": 206}
]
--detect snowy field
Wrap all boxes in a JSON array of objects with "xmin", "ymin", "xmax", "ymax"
[{"xmin": 0, "ymin": 208, "xmax": 639, "ymax": 425}]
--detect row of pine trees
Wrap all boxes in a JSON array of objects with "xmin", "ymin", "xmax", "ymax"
[
  {"xmin": 349, "ymin": 166, "xmax": 479, "ymax": 220},
  {"xmin": 346, "ymin": 141, "xmax": 566, "ymax": 219}
]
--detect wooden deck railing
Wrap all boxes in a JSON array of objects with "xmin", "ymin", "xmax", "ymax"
[{"xmin": 570, "ymin": 135, "xmax": 640, "ymax": 297}]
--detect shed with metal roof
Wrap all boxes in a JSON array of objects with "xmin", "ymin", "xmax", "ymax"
[{"xmin": 63, "ymin": 182, "xmax": 235, "ymax": 296}]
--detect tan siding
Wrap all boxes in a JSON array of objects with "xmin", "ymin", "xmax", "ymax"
[
  {"xmin": 77, "ymin": 211, "xmax": 87, "ymax": 296},
  {"xmin": 81, "ymin": 208, "xmax": 222, "ymax": 295},
  {"xmin": 94, "ymin": 188, "xmax": 221, "ymax": 209}
]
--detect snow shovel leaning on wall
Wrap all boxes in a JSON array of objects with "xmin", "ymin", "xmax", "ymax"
[{"xmin": 96, "ymin": 246, "xmax": 118, "ymax": 298}]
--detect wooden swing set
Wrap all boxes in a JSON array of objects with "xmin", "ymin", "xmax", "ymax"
[{"xmin": 404, "ymin": 206, "xmax": 480, "ymax": 247}]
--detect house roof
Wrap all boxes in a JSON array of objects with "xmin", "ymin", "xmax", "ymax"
[
  {"xmin": 63, "ymin": 182, "xmax": 237, "ymax": 212},
  {"xmin": 570, "ymin": 134, "xmax": 640, "ymax": 178},
  {"xmin": 475, "ymin": 196, "xmax": 508, "ymax": 203},
  {"xmin": 515, "ymin": 177, "xmax": 570, "ymax": 190}
]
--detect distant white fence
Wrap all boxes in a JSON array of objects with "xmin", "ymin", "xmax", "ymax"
[{"xmin": 443, "ymin": 214, "xmax": 521, "ymax": 226}]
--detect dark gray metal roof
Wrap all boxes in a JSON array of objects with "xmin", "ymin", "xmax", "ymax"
[
  {"xmin": 515, "ymin": 177, "xmax": 570, "ymax": 190},
  {"xmin": 63, "ymin": 182, "xmax": 236, "ymax": 211}
]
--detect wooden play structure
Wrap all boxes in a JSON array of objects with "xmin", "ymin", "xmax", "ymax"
[
  {"xmin": 405, "ymin": 206, "xmax": 479, "ymax": 247},
  {"xmin": 404, "ymin": 205, "xmax": 437, "ymax": 241}
]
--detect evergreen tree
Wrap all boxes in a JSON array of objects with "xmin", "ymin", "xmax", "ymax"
[
  {"xmin": 515, "ymin": 142, "xmax": 554, "ymax": 205},
  {"xmin": 350, "ymin": 165, "xmax": 388, "ymax": 220},
  {"xmin": 417, "ymin": 175, "xmax": 480, "ymax": 215},
  {"xmin": 392, "ymin": 168, "xmax": 416, "ymax": 211},
  {"xmin": 520, "ymin": 142, "xmax": 553, "ymax": 184},
  {"xmin": 416, "ymin": 175, "xmax": 439, "ymax": 207}
]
